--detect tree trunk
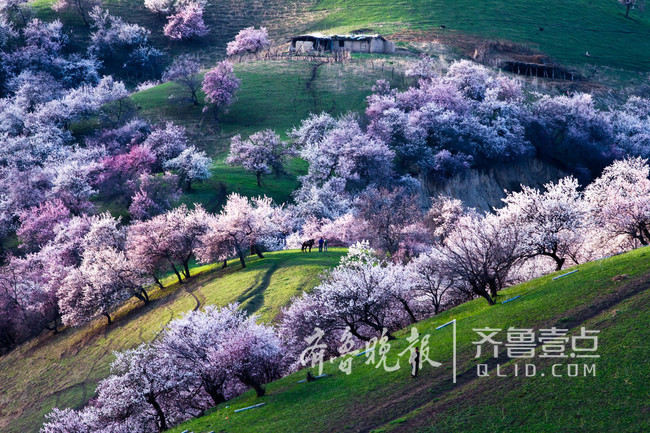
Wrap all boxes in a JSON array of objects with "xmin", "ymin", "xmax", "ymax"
[
  {"xmin": 146, "ymin": 393, "xmax": 168, "ymax": 432},
  {"xmin": 399, "ymin": 298, "xmax": 418, "ymax": 324},
  {"xmin": 103, "ymin": 312, "xmax": 112, "ymax": 326},
  {"xmin": 169, "ymin": 261, "xmax": 184, "ymax": 284},
  {"xmin": 549, "ymin": 254, "xmax": 565, "ymax": 272},
  {"xmin": 626, "ymin": 5, "xmax": 631, "ymax": 17},
  {"xmin": 191, "ymin": 91, "xmax": 199, "ymax": 105},
  {"xmin": 487, "ymin": 280, "xmax": 499, "ymax": 300},
  {"xmin": 248, "ymin": 381, "xmax": 265, "ymax": 397},
  {"xmin": 251, "ymin": 244, "xmax": 264, "ymax": 258},
  {"xmin": 207, "ymin": 388, "xmax": 226, "ymax": 406},
  {"xmin": 140, "ymin": 288, "xmax": 150, "ymax": 304},
  {"xmin": 345, "ymin": 323, "xmax": 370, "ymax": 341},
  {"xmin": 474, "ymin": 285, "xmax": 496, "ymax": 305},
  {"xmin": 222, "ymin": 259, "xmax": 228, "ymax": 269},
  {"xmin": 238, "ymin": 251, "xmax": 247, "ymax": 268},
  {"xmin": 480, "ymin": 291, "xmax": 496, "ymax": 305},
  {"xmin": 640, "ymin": 224, "xmax": 650, "ymax": 245},
  {"xmin": 153, "ymin": 275, "xmax": 164, "ymax": 290},
  {"xmin": 46, "ymin": 321, "xmax": 59, "ymax": 334},
  {"xmin": 256, "ymin": 172, "xmax": 262, "ymax": 187},
  {"xmin": 182, "ymin": 260, "xmax": 191, "ymax": 279}
]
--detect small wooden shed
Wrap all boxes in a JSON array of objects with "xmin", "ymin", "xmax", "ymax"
[{"xmin": 290, "ymin": 33, "xmax": 395, "ymax": 54}]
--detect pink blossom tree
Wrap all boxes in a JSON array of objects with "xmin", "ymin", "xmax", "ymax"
[
  {"xmin": 0, "ymin": 0, "xmax": 30, "ymax": 26},
  {"xmin": 194, "ymin": 215, "xmax": 234, "ymax": 268},
  {"xmin": 216, "ymin": 314, "xmax": 284, "ymax": 397},
  {"xmin": 227, "ymin": 129, "xmax": 296, "ymax": 186},
  {"xmin": 197, "ymin": 194, "xmax": 288, "ymax": 268},
  {"xmin": 48, "ymin": 159, "xmax": 99, "ymax": 215},
  {"xmin": 129, "ymin": 172, "xmax": 182, "ymax": 220},
  {"xmin": 17, "ymin": 198, "xmax": 71, "ymax": 251},
  {"xmin": 278, "ymin": 291, "xmax": 345, "ymax": 366},
  {"xmin": 0, "ymin": 254, "xmax": 62, "ymax": 349},
  {"xmin": 91, "ymin": 344, "xmax": 200, "ymax": 432},
  {"xmin": 226, "ymin": 26, "xmax": 270, "ymax": 57},
  {"xmin": 143, "ymin": 121, "xmax": 188, "ymax": 169},
  {"xmin": 162, "ymin": 54, "xmax": 202, "ymax": 105},
  {"xmin": 144, "ymin": 0, "xmax": 175, "ymax": 19},
  {"xmin": 88, "ymin": 7, "xmax": 151, "ymax": 58},
  {"xmin": 201, "ymin": 60, "xmax": 240, "ymax": 118},
  {"xmin": 405, "ymin": 55, "xmax": 438, "ymax": 82},
  {"xmin": 43, "ymin": 345, "xmax": 201, "ymax": 432},
  {"xmin": 619, "ymin": 0, "xmax": 643, "ymax": 18},
  {"xmin": 423, "ymin": 196, "xmax": 465, "ymax": 244},
  {"xmin": 97, "ymin": 144, "xmax": 156, "ymax": 199},
  {"xmin": 155, "ymin": 304, "xmax": 245, "ymax": 404},
  {"xmin": 127, "ymin": 205, "xmax": 209, "ymax": 285},
  {"xmin": 41, "ymin": 408, "xmax": 93, "ymax": 433},
  {"xmin": 297, "ymin": 243, "xmax": 412, "ymax": 342},
  {"xmin": 355, "ymin": 186, "xmax": 423, "ymax": 257},
  {"xmin": 58, "ymin": 247, "xmax": 140, "ymax": 326},
  {"xmin": 127, "ymin": 215, "xmax": 183, "ymax": 286},
  {"xmin": 163, "ymin": 2, "xmax": 209, "ymax": 41},
  {"xmin": 290, "ymin": 113, "xmax": 394, "ymax": 219},
  {"xmin": 49, "ymin": 215, "xmax": 93, "ymax": 267},
  {"xmin": 81, "ymin": 212, "xmax": 126, "ymax": 252}
]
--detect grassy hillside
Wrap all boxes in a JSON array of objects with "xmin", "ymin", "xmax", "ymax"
[
  {"xmin": 128, "ymin": 59, "xmax": 401, "ymax": 210},
  {"xmin": 310, "ymin": 0, "xmax": 650, "ymax": 72},
  {"xmin": 169, "ymin": 246, "xmax": 650, "ymax": 433},
  {"xmin": 0, "ymin": 249, "xmax": 347, "ymax": 433},
  {"xmin": 32, "ymin": 0, "xmax": 650, "ymax": 76}
]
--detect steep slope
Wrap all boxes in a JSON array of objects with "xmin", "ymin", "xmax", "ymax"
[
  {"xmin": 169, "ymin": 246, "xmax": 650, "ymax": 433},
  {"xmin": 0, "ymin": 249, "xmax": 346, "ymax": 433}
]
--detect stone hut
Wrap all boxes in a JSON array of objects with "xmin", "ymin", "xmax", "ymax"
[{"xmin": 290, "ymin": 33, "xmax": 395, "ymax": 54}]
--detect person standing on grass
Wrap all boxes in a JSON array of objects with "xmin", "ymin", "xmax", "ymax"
[
  {"xmin": 409, "ymin": 347, "xmax": 420, "ymax": 378},
  {"xmin": 318, "ymin": 237, "xmax": 324, "ymax": 252},
  {"xmin": 324, "ymin": 238, "xmax": 328, "ymax": 252}
]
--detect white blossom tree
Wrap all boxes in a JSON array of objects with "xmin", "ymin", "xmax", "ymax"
[
  {"xmin": 499, "ymin": 176, "xmax": 588, "ymax": 270},
  {"xmin": 163, "ymin": 145, "xmax": 211, "ymax": 191},
  {"xmin": 584, "ymin": 157, "xmax": 650, "ymax": 246}
]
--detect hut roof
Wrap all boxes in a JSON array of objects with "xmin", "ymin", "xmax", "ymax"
[{"xmin": 292, "ymin": 33, "xmax": 388, "ymax": 41}]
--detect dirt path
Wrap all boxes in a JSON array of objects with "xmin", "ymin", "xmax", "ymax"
[{"xmin": 305, "ymin": 61, "xmax": 326, "ymax": 111}]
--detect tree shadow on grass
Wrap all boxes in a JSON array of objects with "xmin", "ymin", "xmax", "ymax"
[{"xmin": 237, "ymin": 262, "xmax": 279, "ymax": 317}]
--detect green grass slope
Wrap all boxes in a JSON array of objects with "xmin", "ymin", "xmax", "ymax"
[
  {"xmin": 0, "ymin": 249, "xmax": 347, "ymax": 433},
  {"xmin": 169, "ymin": 246, "xmax": 650, "ymax": 433},
  {"xmin": 311, "ymin": 0, "xmax": 650, "ymax": 72},
  {"xmin": 33, "ymin": 0, "xmax": 650, "ymax": 74}
]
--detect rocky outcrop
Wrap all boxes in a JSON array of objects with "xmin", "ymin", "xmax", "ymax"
[{"xmin": 424, "ymin": 158, "xmax": 567, "ymax": 211}]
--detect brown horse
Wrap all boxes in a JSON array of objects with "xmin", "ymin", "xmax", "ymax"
[{"xmin": 301, "ymin": 239, "xmax": 315, "ymax": 252}]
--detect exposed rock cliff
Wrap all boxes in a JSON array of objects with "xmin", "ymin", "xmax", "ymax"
[{"xmin": 424, "ymin": 158, "xmax": 567, "ymax": 211}]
